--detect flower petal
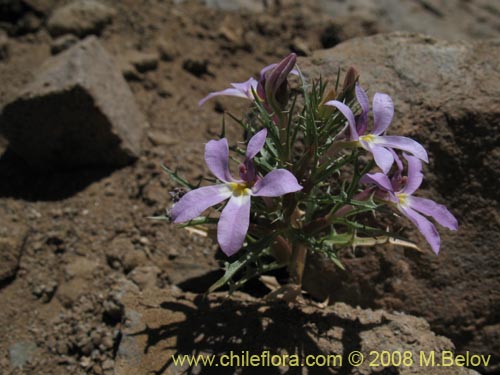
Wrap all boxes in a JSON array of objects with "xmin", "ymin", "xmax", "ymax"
[
  {"xmin": 324, "ymin": 100, "xmax": 359, "ymax": 140},
  {"xmin": 230, "ymin": 77, "xmax": 258, "ymax": 98},
  {"xmin": 401, "ymin": 153, "xmax": 423, "ymax": 195},
  {"xmin": 399, "ymin": 205, "xmax": 441, "ymax": 254},
  {"xmin": 372, "ymin": 93, "xmax": 394, "ymax": 135},
  {"xmin": 373, "ymin": 135, "xmax": 429, "ymax": 163},
  {"xmin": 389, "ymin": 148, "xmax": 403, "ymax": 175},
  {"xmin": 217, "ymin": 194, "xmax": 251, "ymax": 256},
  {"xmin": 355, "ymin": 84, "xmax": 370, "ymax": 114},
  {"xmin": 366, "ymin": 144, "xmax": 394, "ymax": 174},
  {"xmin": 171, "ymin": 184, "xmax": 232, "ymax": 223},
  {"xmin": 252, "ymin": 169, "xmax": 302, "ymax": 197},
  {"xmin": 260, "ymin": 63, "xmax": 276, "ymax": 79},
  {"xmin": 360, "ymin": 172, "xmax": 394, "ymax": 192},
  {"xmin": 198, "ymin": 88, "xmax": 249, "ymax": 107},
  {"xmin": 355, "ymin": 84, "xmax": 370, "ymax": 134},
  {"xmin": 205, "ymin": 138, "xmax": 235, "ymax": 183},
  {"xmin": 407, "ymin": 196, "xmax": 458, "ymax": 230},
  {"xmin": 246, "ymin": 129, "xmax": 267, "ymax": 160}
]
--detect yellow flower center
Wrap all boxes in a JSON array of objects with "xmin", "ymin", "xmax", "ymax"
[
  {"xmin": 360, "ymin": 134, "xmax": 376, "ymax": 143},
  {"xmin": 397, "ymin": 193, "xmax": 408, "ymax": 206},
  {"xmin": 228, "ymin": 182, "xmax": 252, "ymax": 197}
]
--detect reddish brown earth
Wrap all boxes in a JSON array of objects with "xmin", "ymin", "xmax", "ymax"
[{"xmin": 0, "ymin": 1, "xmax": 498, "ymax": 374}]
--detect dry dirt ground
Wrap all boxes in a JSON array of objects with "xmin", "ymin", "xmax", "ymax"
[{"xmin": 0, "ymin": 0, "xmax": 498, "ymax": 374}]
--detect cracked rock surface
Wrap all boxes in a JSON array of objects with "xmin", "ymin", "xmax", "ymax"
[{"xmin": 115, "ymin": 287, "xmax": 480, "ymax": 375}]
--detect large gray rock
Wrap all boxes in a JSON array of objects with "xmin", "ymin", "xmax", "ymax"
[
  {"xmin": 1, "ymin": 36, "xmax": 146, "ymax": 170},
  {"xmin": 114, "ymin": 288, "xmax": 480, "ymax": 375},
  {"xmin": 300, "ymin": 32, "xmax": 500, "ymax": 372},
  {"xmin": 317, "ymin": 0, "xmax": 500, "ymax": 43},
  {"xmin": 47, "ymin": 0, "xmax": 116, "ymax": 37}
]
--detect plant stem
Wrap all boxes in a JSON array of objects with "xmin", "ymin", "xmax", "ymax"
[
  {"xmin": 288, "ymin": 241, "xmax": 307, "ymax": 285},
  {"xmin": 271, "ymin": 235, "xmax": 292, "ymax": 264}
]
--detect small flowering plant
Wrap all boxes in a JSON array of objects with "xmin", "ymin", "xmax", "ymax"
[{"xmin": 160, "ymin": 54, "xmax": 458, "ymax": 293}]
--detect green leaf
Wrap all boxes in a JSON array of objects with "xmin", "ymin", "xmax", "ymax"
[
  {"xmin": 208, "ymin": 235, "xmax": 276, "ymax": 292},
  {"xmin": 179, "ymin": 216, "xmax": 218, "ymax": 228},
  {"xmin": 148, "ymin": 215, "xmax": 170, "ymax": 222},
  {"xmin": 330, "ymin": 255, "xmax": 345, "ymax": 271},
  {"xmin": 161, "ymin": 164, "xmax": 195, "ymax": 189},
  {"xmin": 209, "ymin": 259, "xmax": 247, "ymax": 293},
  {"xmin": 324, "ymin": 232, "xmax": 353, "ymax": 246},
  {"xmin": 225, "ymin": 111, "xmax": 250, "ymax": 133}
]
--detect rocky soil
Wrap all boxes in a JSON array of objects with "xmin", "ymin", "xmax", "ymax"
[{"xmin": 0, "ymin": 0, "xmax": 498, "ymax": 374}]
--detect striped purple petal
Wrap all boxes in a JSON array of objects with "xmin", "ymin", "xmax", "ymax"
[
  {"xmin": 360, "ymin": 172, "xmax": 394, "ymax": 192},
  {"xmin": 401, "ymin": 153, "xmax": 423, "ymax": 195},
  {"xmin": 373, "ymin": 135, "xmax": 429, "ymax": 163},
  {"xmin": 252, "ymin": 169, "xmax": 302, "ymax": 197},
  {"xmin": 171, "ymin": 184, "xmax": 232, "ymax": 223},
  {"xmin": 230, "ymin": 77, "xmax": 258, "ymax": 96},
  {"xmin": 205, "ymin": 138, "xmax": 236, "ymax": 183},
  {"xmin": 199, "ymin": 78, "xmax": 258, "ymax": 106},
  {"xmin": 355, "ymin": 84, "xmax": 370, "ymax": 114},
  {"xmin": 372, "ymin": 93, "xmax": 394, "ymax": 135},
  {"xmin": 325, "ymin": 100, "xmax": 359, "ymax": 140},
  {"xmin": 407, "ymin": 196, "xmax": 458, "ymax": 230},
  {"xmin": 246, "ymin": 129, "xmax": 267, "ymax": 160},
  {"xmin": 217, "ymin": 194, "xmax": 251, "ymax": 256},
  {"xmin": 399, "ymin": 205, "xmax": 441, "ymax": 254},
  {"xmin": 364, "ymin": 143, "xmax": 394, "ymax": 174},
  {"xmin": 355, "ymin": 84, "xmax": 370, "ymax": 134},
  {"xmin": 199, "ymin": 88, "xmax": 248, "ymax": 107}
]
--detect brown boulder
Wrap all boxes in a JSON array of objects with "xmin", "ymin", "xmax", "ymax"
[
  {"xmin": 1, "ymin": 36, "xmax": 147, "ymax": 170},
  {"xmin": 47, "ymin": 0, "xmax": 116, "ymax": 37},
  {"xmin": 300, "ymin": 32, "xmax": 500, "ymax": 371},
  {"xmin": 317, "ymin": 0, "xmax": 500, "ymax": 43}
]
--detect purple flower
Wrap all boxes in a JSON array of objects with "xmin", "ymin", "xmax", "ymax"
[
  {"xmin": 257, "ymin": 53, "xmax": 298, "ymax": 106},
  {"xmin": 198, "ymin": 54, "xmax": 299, "ymax": 107},
  {"xmin": 360, "ymin": 153, "xmax": 458, "ymax": 254},
  {"xmin": 171, "ymin": 129, "xmax": 303, "ymax": 256},
  {"xmin": 198, "ymin": 77, "xmax": 259, "ymax": 107},
  {"xmin": 325, "ymin": 84, "xmax": 428, "ymax": 174}
]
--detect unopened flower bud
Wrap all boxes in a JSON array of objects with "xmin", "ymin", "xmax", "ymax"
[
  {"xmin": 341, "ymin": 66, "xmax": 359, "ymax": 101},
  {"xmin": 265, "ymin": 53, "xmax": 297, "ymax": 96},
  {"xmin": 258, "ymin": 53, "xmax": 297, "ymax": 110}
]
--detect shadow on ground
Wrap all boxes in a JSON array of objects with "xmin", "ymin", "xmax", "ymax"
[
  {"xmin": 128, "ymin": 295, "xmax": 385, "ymax": 375},
  {"xmin": 0, "ymin": 148, "xmax": 114, "ymax": 201}
]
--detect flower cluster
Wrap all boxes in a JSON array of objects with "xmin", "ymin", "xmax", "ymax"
[
  {"xmin": 324, "ymin": 84, "xmax": 457, "ymax": 254},
  {"xmin": 171, "ymin": 129, "xmax": 302, "ymax": 256},
  {"xmin": 162, "ymin": 53, "xmax": 458, "ymax": 291}
]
